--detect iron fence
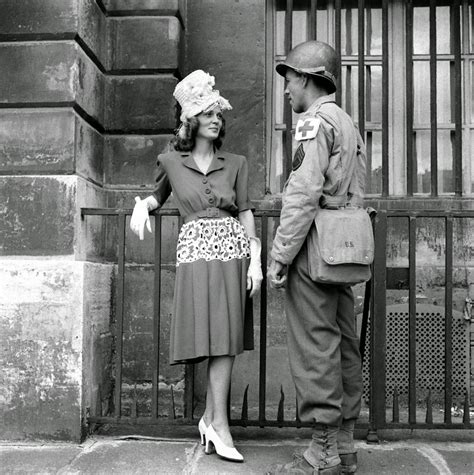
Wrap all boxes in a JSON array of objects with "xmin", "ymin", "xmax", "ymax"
[
  {"xmin": 81, "ymin": 207, "xmax": 473, "ymax": 438},
  {"xmin": 369, "ymin": 209, "xmax": 473, "ymax": 432}
]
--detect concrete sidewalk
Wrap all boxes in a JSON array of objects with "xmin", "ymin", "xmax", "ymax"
[{"xmin": 1, "ymin": 434, "xmax": 473, "ymax": 475}]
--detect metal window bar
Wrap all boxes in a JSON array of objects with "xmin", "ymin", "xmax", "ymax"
[
  {"xmin": 406, "ymin": 0, "xmax": 414, "ymax": 196},
  {"xmin": 366, "ymin": 132, "xmax": 373, "ymax": 192},
  {"xmin": 430, "ymin": 0, "xmax": 438, "ymax": 197},
  {"xmin": 461, "ymin": 0, "xmax": 470, "ymax": 55},
  {"xmin": 81, "ymin": 207, "xmax": 473, "ymax": 431},
  {"xmin": 309, "ymin": 0, "xmax": 318, "ymax": 40},
  {"xmin": 282, "ymin": 0, "xmax": 294, "ymax": 182},
  {"xmin": 346, "ymin": 4, "xmax": 353, "ymax": 55},
  {"xmin": 345, "ymin": 65, "xmax": 353, "ymax": 114},
  {"xmin": 358, "ymin": 0, "xmax": 365, "ymax": 141},
  {"xmin": 382, "ymin": 0, "xmax": 389, "ymax": 196},
  {"xmin": 335, "ymin": 0, "xmax": 342, "ymax": 105},
  {"xmin": 451, "ymin": 0, "xmax": 462, "ymax": 196},
  {"xmin": 365, "ymin": 2, "xmax": 371, "ymax": 54},
  {"xmin": 364, "ymin": 8, "xmax": 371, "ymax": 192}
]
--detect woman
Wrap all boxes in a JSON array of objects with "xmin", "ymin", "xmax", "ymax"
[{"xmin": 130, "ymin": 70, "xmax": 263, "ymax": 463}]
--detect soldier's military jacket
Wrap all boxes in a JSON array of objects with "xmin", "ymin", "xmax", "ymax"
[{"xmin": 271, "ymin": 96, "xmax": 367, "ymax": 265}]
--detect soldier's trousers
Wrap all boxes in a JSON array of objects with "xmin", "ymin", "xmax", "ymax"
[{"xmin": 285, "ymin": 240, "xmax": 363, "ymax": 426}]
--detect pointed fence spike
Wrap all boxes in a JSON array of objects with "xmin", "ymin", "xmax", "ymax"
[
  {"xmin": 240, "ymin": 384, "xmax": 249, "ymax": 426},
  {"xmin": 295, "ymin": 398, "xmax": 301, "ymax": 428},
  {"xmin": 95, "ymin": 384, "xmax": 102, "ymax": 417},
  {"xmin": 425, "ymin": 389, "xmax": 433, "ymax": 425},
  {"xmin": 463, "ymin": 391, "xmax": 470, "ymax": 425},
  {"xmin": 277, "ymin": 386, "xmax": 285, "ymax": 426},
  {"xmin": 131, "ymin": 382, "xmax": 138, "ymax": 419},
  {"xmin": 392, "ymin": 386, "xmax": 399, "ymax": 423},
  {"xmin": 170, "ymin": 384, "xmax": 176, "ymax": 419},
  {"xmin": 109, "ymin": 383, "xmax": 115, "ymax": 417}
]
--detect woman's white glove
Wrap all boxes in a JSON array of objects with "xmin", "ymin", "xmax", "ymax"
[
  {"xmin": 247, "ymin": 237, "xmax": 263, "ymax": 298},
  {"xmin": 130, "ymin": 196, "xmax": 158, "ymax": 240}
]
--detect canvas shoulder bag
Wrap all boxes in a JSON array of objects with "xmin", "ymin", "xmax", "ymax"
[{"xmin": 307, "ymin": 206, "xmax": 374, "ymax": 285}]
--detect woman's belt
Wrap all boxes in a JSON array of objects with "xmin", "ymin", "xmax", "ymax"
[{"xmin": 183, "ymin": 207, "xmax": 233, "ymax": 223}]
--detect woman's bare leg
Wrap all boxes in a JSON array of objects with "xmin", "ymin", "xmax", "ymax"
[
  {"xmin": 202, "ymin": 362, "xmax": 214, "ymax": 426},
  {"xmin": 206, "ymin": 355, "xmax": 235, "ymax": 447}
]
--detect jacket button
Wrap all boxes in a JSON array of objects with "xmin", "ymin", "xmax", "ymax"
[
  {"xmin": 205, "ymin": 189, "xmax": 211, "ymax": 194},
  {"xmin": 329, "ymin": 256, "xmax": 334, "ymax": 261},
  {"xmin": 202, "ymin": 178, "xmax": 208, "ymax": 184},
  {"xmin": 208, "ymin": 197, "xmax": 214, "ymax": 204}
]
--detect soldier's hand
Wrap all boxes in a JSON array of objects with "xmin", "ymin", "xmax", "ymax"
[{"xmin": 268, "ymin": 260, "xmax": 287, "ymax": 289}]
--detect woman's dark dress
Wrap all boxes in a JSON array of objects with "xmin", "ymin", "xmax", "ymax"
[{"xmin": 152, "ymin": 150, "xmax": 254, "ymax": 365}]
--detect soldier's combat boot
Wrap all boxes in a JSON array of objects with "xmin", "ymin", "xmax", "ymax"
[
  {"xmin": 303, "ymin": 424, "xmax": 341, "ymax": 474},
  {"xmin": 337, "ymin": 419, "xmax": 357, "ymax": 474},
  {"xmin": 266, "ymin": 452, "xmax": 331, "ymax": 474},
  {"xmin": 266, "ymin": 425, "xmax": 341, "ymax": 474}
]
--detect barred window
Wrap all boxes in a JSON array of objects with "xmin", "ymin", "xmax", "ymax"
[{"xmin": 267, "ymin": 0, "xmax": 474, "ymax": 197}]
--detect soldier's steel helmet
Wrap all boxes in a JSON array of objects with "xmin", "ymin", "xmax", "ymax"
[{"xmin": 276, "ymin": 41, "xmax": 339, "ymax": 94}]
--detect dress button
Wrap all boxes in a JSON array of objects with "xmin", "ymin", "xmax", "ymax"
[{"xmin": 205, "ymin": 188, "xmax": 211, "ymax": 194}]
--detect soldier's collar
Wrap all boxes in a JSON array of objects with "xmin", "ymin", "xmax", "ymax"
[{"xmin": 305, "ymin": 95, "xmax": 336, "ymax": 116}]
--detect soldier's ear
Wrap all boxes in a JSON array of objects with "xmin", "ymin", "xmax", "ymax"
[{"xmin": 301, "ymin": 74, "xmax": 309, "ymax": 88}]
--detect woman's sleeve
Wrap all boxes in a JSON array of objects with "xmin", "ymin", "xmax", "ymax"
[
  {"xmin": 235, "ymin": 156, "xmax": 255, "ymax": 212},
  {"xmin": 151, "ymin": 155, "xmax": 172, "ymax": 207}
]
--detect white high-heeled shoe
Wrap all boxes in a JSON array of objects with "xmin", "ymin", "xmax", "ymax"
[
  {"xmin": 198, "ymin": 417, "xmax": 207, "ymax": 446},
  {"xmin": 205, "ymin": 424, "xmax": 244, "ymax": 463}
]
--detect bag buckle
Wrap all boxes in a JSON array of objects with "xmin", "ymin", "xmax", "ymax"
[{"xmin": 205, "ymin": 207, "xmax": 220, "ymax": 218}]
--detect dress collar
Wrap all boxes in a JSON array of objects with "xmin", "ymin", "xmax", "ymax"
[{"xmin": 181, "ymin": 151, "xmax": 225, "ymax": 175}]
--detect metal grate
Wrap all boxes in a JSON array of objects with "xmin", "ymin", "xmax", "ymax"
[{"xmin": 362, "ymin": 303, "xmax": 469, "ymax": 404}]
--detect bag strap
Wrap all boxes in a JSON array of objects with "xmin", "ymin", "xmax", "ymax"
[
  {"xmin": 320, "ymin": 195, "xmax": 348, "ymax": 209},
  {"xmin": 319, "ymin": 121, "xmax": 365, "ymax": 210}
]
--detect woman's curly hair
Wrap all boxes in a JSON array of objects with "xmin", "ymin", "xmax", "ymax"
[{"xmin": 172, "ymin": 116, "xmax": 226, "ymax": 152}]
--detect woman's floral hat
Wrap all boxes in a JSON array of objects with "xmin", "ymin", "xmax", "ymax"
[{"xmin": 173, "ymin": 70, "xmax": 232, "ymax": 122}]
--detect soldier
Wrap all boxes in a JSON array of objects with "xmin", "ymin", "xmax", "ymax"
[{"xmin": 267, "ymin": 41, "xmax": 367, "ymax": 474}]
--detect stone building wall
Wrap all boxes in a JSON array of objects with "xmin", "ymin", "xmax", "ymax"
[{"xmin": 0, "ymin": 0, "xmax": 185, "ymax": 441}]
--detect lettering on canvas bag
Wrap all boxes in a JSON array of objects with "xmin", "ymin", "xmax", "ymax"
[{"xmin": 307, "ymin": 207, "xmax": 374, "ymax": 285}]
